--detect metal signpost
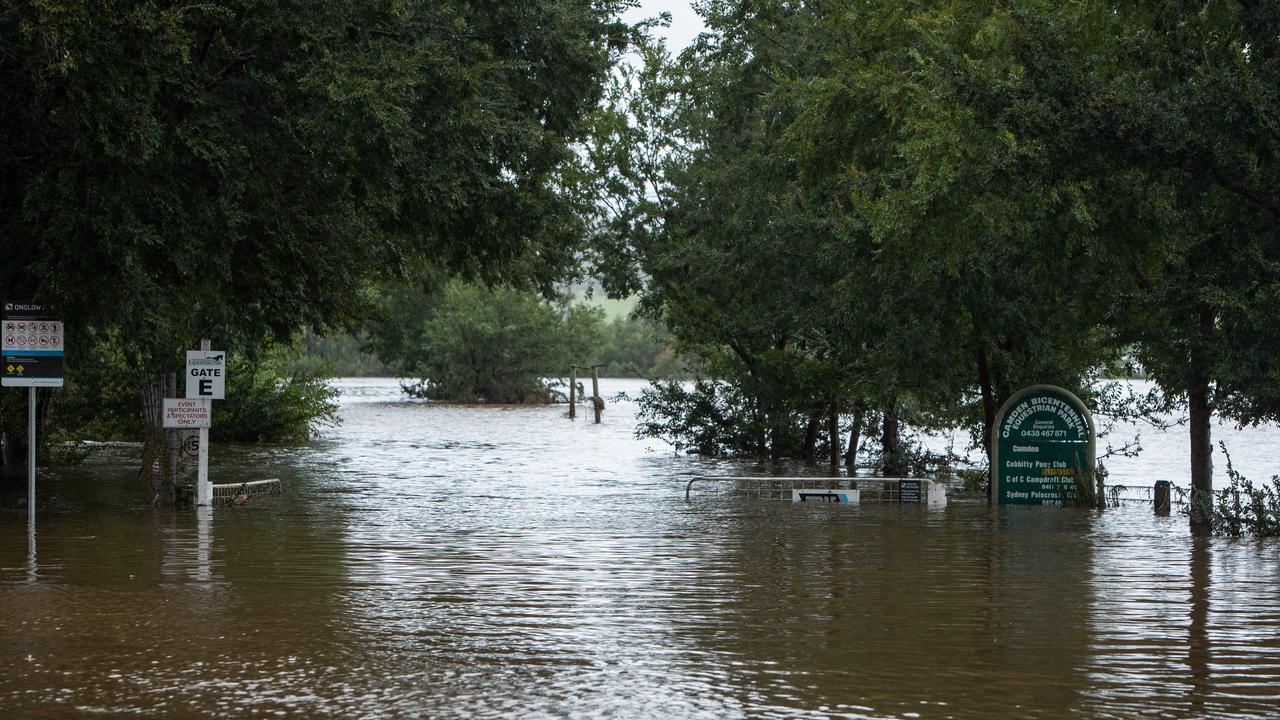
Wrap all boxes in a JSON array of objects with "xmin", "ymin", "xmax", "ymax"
[
  {"xmin": 991, "ymin": 385, "xmax": 1095, "ymax": 506},
  {"xmin": 3, "ymin": 302, "xmax": 65, "ymax": 522},
  {"xmin": 186, "ymin": 342, "xmax": 225, "ymax": 507}
]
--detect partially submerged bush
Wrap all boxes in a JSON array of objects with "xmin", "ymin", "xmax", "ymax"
[
  {"xmin": 633, "ymin": 379, "xmax": 777, "ymax": 457},
  {"xmin": 213, "ymin": 350, "xmax": 340, "ymax": 443},
  {"xmin": 1208, "ymin": 443, "xmax": 1280, "ymax": 537}
]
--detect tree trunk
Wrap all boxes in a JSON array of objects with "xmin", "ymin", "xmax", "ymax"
[
  {"xmin": 801, "ymin": 409, "xmax": 820, "ymax": 464},
  {"xmin": 166, "ymin": 373, "xmax": 180, "ymax": 493},
  {"xmin": 976, "ymin": 344, "xmax": 997, "ymax": 500},
  {"xmin": 845, "ymin": 399, "xmax": 865, "ymax": 470},
  {"xmin": 1, "ymin": 431, "xmax": 17, "ymax": 467},
  {"xmin": 881, "ymin": 397, "xmax": 907, "ymax": 477},
  {"xmin": 141, "ymin": 376, "xmax": 175, "ymax": 506},
  {"xmin": 827, "ymin": 402, "xmax": 840, "ymax": 471},
  {"xmin": 1189, "ymin": 308, "xmax": 1216, "ymax": 534}
]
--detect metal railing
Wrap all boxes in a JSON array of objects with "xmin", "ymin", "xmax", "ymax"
[
  {"xmin": 211, "ymin": 478, "xmax": 282, "ymax": 505},
  {"xmin": 686, "ymin": 476, "xmax": 924, "ymax": 502}
]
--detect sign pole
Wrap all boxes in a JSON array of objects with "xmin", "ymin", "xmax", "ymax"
[
  {"xmin": 196, "ymin": 338, "xmax": 212, "ymax": 507},
  {"xmin": 4, "ymin": 301, "xmax": 66, "ymax": 522},
  {"xmin": 27, "ymin": 386, "xmax": 36, "ymax": 523}
]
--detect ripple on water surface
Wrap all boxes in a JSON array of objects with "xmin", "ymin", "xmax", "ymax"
[{"xmin": 1, "ymin": 378, "xmax": 1279, "ymax": 718}]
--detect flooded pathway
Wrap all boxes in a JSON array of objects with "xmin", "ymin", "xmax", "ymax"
[{"xmin": 1, "ymin": 379, "xmax": 1279, "ymax": 718}]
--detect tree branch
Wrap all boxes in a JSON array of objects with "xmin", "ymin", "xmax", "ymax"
[
  {"xmin": 1215, "ymin": 175, "xmax": 1280, "ymax": 222},
  {"xmin": 204, "ymin": 51, "xmax": 256, "ymax": 92},
  {"xmin": 197, "ymin": 26, "xmax": 221, "ymax": 64}
]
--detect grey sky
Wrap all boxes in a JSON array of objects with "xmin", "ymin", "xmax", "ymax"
[{"xmin": 623, "ymin": 1, "xmax": 705, "ymax": 52}]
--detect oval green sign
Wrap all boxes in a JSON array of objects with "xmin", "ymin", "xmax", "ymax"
[{"xmin": 991, "ymin": 385, "xmax": 1095, "ymax": 506}]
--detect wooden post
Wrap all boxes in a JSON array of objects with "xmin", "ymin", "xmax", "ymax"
[
  {"xmin": 1154, "ymin": 480, "xmax": 1172, "ymax": 515},
  {"xmin": 569, "ymin": 366, "xmax": 577, "ymax": 420},
  {"xmin": 591, "ymin": 366, "xmax": 601, "ymax": 424},
  {"xmin": 166, "ymin": 372, "xmax": 179, "ymax": 493}
]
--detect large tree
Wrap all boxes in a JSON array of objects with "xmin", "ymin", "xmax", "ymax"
[
  {"xmin": 595, "ymin": 2, "xmax": 1121, "ymax": 473},
  {"xmin": 592, "ymin": 3, "xmax": 872, "ymax": 462},
  {"xmin": 785, "ymin": 1, "xmax": 1136, "ymax": 487},
  {"xmin": 0, "ymin": 0, "xmax": 631, "ymax": 492},
  {"xmin": 1100, "ymin": 2, "xmax": 1280, "ymax": 529},
  {"xmin": 2, "ymin": 0, "xmax": 628, "ymax": 351}
]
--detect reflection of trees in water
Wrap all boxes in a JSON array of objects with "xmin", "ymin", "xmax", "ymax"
[
  {"xmin": 0, "ymin": 451, "xmax": 354, "ymax": 716},
  {"xmin": 672, "ymin": 504, "xmax": 1096, "ymax": 716},
  {"xmin": 1081, "ymin": 518, "xmax": 1280, "ymax": 717},
  {"xmin": 1183, "ymin": 534, "xmax": 1280, "ymax": 716},
  {"xmin": 1187, "ymin": 534, "xmax": 1211, "ymax": 716}
]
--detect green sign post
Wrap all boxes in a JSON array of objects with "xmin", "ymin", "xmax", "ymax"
[{"xmin": 992, "ymin": 385, "xmax": 1095, "ymax": 506}]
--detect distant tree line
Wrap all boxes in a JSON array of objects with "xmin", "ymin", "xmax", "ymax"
[{"xmin": 588, "ymin": 1, "xmax": 1280, "ymax": 529}]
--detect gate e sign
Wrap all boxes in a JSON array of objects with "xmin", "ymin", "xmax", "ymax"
[{"xmin": 186, "ymin": 350, "xmax": 226, "ymax": 400}]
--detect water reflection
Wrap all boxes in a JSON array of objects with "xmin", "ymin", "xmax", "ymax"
[
  {"xmin": 27, "ymin": 516, "xmax": 36, "ymax": 585},
  {"xmin": 0, "ymin": 379, "xmax": 1278, "ymax": 718},
  {"xmin": 1188, "ymin": 533, "xmax": 1211, "ymax": 716}
]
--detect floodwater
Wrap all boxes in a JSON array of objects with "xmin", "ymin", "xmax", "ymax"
[{"xmin": 1, "ymin": 378, "xmax": 1279, "ymax": 719}]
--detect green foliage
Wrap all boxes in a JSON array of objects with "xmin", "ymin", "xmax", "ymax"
[
  {"xmin": 589, "ymin": 6, "xmax": 872, "ymax": 459},
  {"xmin": 212, "ymin": 348, "xmax": 340, "ymax": 443},
  {"xmin": 368, "ymin": 281, "xmax": 569, "ymax": 403},
  {"xmin": 364, "ymin": 280, "xmax": 683, "ymax": 400},
  {"xmin": 1208, "ymin": 444, "xmax": 1280, "ymax": 538},
  {"xmin": 595, "ymin": 315, "xmax": 687, "ymax": 378},
  {"xmin": 285, "ymin": 330, "xmax": 396, "ymax": 378},
  {"xmin": 48, "ymin": 332, "xmax": 151, "ymax": 441},
  {"xmin": 564, "ymin": 303, "xmax": 608, "ymax": 367},
  {"xmin": 2, "ymin": 1, "xmax": 630, "ymax": 351},
  {"xmin": 38, "ymin": 338, "xmax": 339, "ymax": 445},
  {"xmin": 1, "ymin": 0, "xmax": 632, "ymax": 456},
  {"xmin": 633, "ymin": 379, "xmax": 780, "ymax": 457},
  {"xmin": 590, "ymin": 0, "xmax": 1280, "ymax": 497}
]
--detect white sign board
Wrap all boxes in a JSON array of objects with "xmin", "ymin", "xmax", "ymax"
[
  {"xmin": 163, "ymin": 398, "xmax": 212, "ymax": 428},
  {"xmin": 792, "ymin": 489, "xmax": 860, "ymax": 504},
  {"xmin": 186, "ymin": 350, "xmax": 226, "ymax": 400},
  {"xmin": 2, "ymin": 319, "xmax": 65, "ymax": 353}
]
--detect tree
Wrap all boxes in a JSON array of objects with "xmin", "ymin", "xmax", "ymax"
[
  {"xmin": 590, "ymin": 3, "xmax": 874, "ymax": 462},
  {"xmin": 593, "ymin": 0, "xmax": 1280, "ymax": 518},
  {"xmin": 785, "ymin": 2, "xmax": 1143, "ymax": 487},
  {"xmin": 0, "ymin": 1, "xmax": 631, "ymax": 492},
  {"xmin": 366, "ymin": 280, "xmax": 596, "ymax": 403},
  {"xmin": 1099, "ymin": 3, "xmax": 1280, "ymax": 530}
]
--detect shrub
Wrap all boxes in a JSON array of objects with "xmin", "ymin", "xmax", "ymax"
[
  {"xmin": 212, "ymin": 349, "xmax": 340, "ymax": 443},
  {"xmin": 1207, "ymin": 443, "xmax": 1280, "ymax": 537}
]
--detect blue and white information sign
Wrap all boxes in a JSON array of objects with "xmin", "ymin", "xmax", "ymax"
[{"xmin": 2, "ymin": 303, "xmax": 64, "ymax": 388}]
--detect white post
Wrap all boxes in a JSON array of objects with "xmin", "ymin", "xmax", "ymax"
[
  {"xmin": 27, "ymin": 516, "xmax": 36, "ymax": 584},
  {"xmin": 196, "ymin": 338, "xmax": 212, "ymax": 507},
  {"xmin": 28, "ymin": 386, "xmax": 36, "ymax": 523},
  {"xmin": 22, "ymin": 392, "xmax": 38, "ymax": 585},
  {"xmin": 195, "ymin": 506, "xmax": 211, "ymax": 581}
]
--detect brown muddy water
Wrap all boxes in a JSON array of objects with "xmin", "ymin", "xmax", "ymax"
[{"xmin": 1, "ymin": 379, "xmax": 1279, "ymax": 719}]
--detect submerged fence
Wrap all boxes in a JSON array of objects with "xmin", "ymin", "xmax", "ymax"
[
  {"xmin": 211, "ymin": 479, "xmax": 282, "ymax": 505},
  {"xmin": 1106, "ymin": 483, "xmax": 1188, "ymax": 509}
]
